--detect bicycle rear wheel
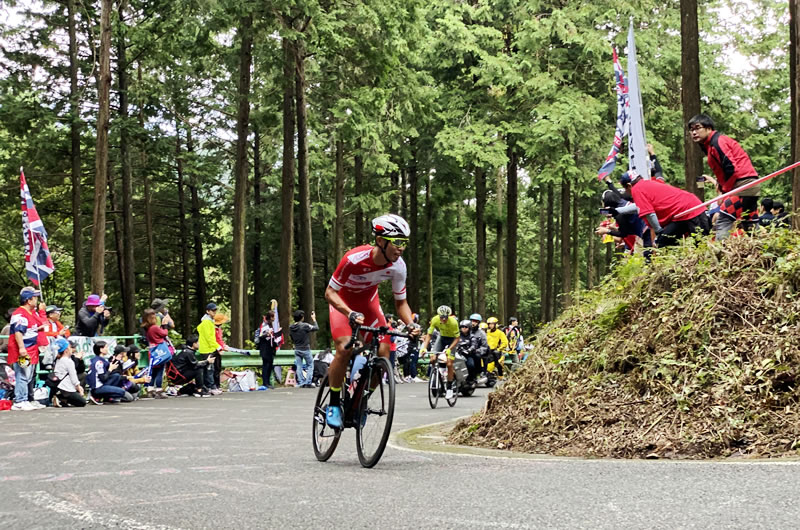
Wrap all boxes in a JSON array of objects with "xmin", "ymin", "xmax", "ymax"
[
  {"xmin": 312, "ymin": 375, "xmax": 341, "ymax": 462},
  {"xmin": 428, "ymin": 364, "xmax": 440, "ymax": 409},
  {"xmin": 355, "ymin": 356, "xmax": 395, "ymax": 468}
]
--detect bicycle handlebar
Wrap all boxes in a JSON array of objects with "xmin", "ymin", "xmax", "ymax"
[{"xmin": 345, "ymin": 324, "xmax": 413, "ymax": 350}]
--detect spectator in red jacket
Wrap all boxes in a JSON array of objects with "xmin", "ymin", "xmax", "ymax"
[
  {"xmin": 621, "ymin": 171, "xmax": 710, "ymax": 248},
  {"xmin": 42, "ymin": 305, "xmax": 71, "ymax": 340},
  {"xmin": 689, "ymin": 114, "xmax": 759, "ymax": 239},
  {"xmin": 8, "ymin": 287, "xmax": 47, "ymax": 411}
]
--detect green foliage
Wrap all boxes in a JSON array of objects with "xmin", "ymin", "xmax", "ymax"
[{"xmin": 0, "ymin": 0, "xmax": 792, "ymax": 349}]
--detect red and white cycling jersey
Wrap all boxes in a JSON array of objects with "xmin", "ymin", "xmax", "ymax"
[{"xmin": 328, "ymin": 245, "xmax": 407, "ymax": 301}]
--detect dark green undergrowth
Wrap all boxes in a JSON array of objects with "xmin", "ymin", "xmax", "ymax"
[{"xmin": 451, "ymin": 230, "xmax": 800, "ymax": 459}]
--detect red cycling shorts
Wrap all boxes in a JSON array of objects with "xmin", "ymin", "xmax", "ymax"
[{"xmin": 329, "ymin": 290, "xmax": 390, "ymax": 345}]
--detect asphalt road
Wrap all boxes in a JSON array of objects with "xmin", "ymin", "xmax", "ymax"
[{"xmin": 1, "ymin": 382, "xmax": 799, "ymax": 529}]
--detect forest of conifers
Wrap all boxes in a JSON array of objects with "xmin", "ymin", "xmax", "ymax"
[{"xmin": 1, "ymin": 0, "xmax": 798, "ymax": 346}]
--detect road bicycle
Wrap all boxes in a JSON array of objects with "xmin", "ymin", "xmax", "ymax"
[
  {"xmin": 427, "ymin": 351, "xmax": 458, "ymax": 409},
  {"xmin": 312, "ymin": 324, "xmax": 411, "ymax": 468}
]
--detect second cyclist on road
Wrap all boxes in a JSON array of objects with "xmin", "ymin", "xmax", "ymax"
[{"xmin": 420, "ymin": 305, "xmax": 460, "ymax": 400}]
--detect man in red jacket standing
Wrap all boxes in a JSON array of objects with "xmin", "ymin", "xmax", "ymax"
[
  {"xmin": 688, "ymin": 113, "xmax": 759, "ymax": 239},
  {"xmin": 8, "ymin": 287, "xmax": 47, "ymax": 411}
]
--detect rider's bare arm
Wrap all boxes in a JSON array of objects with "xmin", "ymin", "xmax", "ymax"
[
  {"xmin": 448, "ymin": 336, "xmax": 459, "ymax": 351},
  {"xmin": 394, "ymin": 299, "xmax": 414, "ymax": 327},
  {"xmin": 325, "ymin": 286, "xmax": 362, "ymax": 324}
]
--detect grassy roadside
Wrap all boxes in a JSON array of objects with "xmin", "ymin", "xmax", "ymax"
[{"xmin": 450, "ymin": 230, "xmax": 800, "ymax": 459}]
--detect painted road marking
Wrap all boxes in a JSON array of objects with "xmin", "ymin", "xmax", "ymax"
[{"xmin": 18, "ymin": 491, "xmax": 185, "ymax": 530}]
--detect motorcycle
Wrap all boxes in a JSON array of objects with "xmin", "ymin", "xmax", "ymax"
[{"xmin": 453, "ymin": 344, "xmax": 479, "ymax": 396}]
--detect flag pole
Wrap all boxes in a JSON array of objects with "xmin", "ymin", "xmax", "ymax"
[{"xmin": 673, "ymin": 160, "xmax": 800, "ymax": 220}]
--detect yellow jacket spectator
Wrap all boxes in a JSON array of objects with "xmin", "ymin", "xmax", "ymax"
[
  {"xmin": 197, "ymin": 303, "xmax": 219, "ymax": 355},
  {"xmin": 485, "ymin": 317, "xmax": 508, "ymax": 351}
]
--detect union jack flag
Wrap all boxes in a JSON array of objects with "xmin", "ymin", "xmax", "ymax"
[
  {"xmin": 597, "ymin": 47, "xmax": 629, "ymax": 180},
  {"xmin": 20, "ymin": 169, "xmax": 55, "ymax": 285}
]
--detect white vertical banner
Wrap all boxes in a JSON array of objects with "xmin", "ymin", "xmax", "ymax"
[{"xmin": 626, "ymin": 20, "xmax": 650, "ymax": 179}]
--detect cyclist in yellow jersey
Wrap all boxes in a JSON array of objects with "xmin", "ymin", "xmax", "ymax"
[
  {"xmin": 420, "ymin": 305, "xmax": 460, "ymax": 399},
  {"xmin": 485, "ymin": 317, "xmax": 508, "ymax": 376}
]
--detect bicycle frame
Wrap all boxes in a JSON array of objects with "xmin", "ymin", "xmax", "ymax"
[{"xmin": 342, "ymin": 324, "xmax": 410, "ymax": 427}]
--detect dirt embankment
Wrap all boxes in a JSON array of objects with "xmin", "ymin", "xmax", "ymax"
[{"xmin": 451, "ymin": 231, "xmax": 800, "ymax": 459}]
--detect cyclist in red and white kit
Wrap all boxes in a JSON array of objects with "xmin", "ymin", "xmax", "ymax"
[{"xmin": 324, "ymin": 214, "xmax": 419, "ymax": 428}]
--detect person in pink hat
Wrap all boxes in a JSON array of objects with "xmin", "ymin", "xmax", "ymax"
[{"xmin": 75, "ymin": 294, "xmax": 111, "ymax": 337}]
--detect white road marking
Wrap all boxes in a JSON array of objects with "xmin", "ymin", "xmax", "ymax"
[{"xmin": 19, "ymin": 491, "xmax": 185, "ymax": 530}]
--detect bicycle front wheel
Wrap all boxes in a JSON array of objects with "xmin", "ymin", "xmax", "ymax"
[
  {"xmin": 428, "ymin": 364, "xmax": 440, "ymax": 409},
  {"xmin": 312, "ymin": 375, "xmax": 341, "ymax": 462},
  {"xmin": 355, "ymin": 356, "xmax": 395, "ymax": 468}
]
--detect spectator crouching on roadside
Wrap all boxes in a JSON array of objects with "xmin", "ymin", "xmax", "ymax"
[
  {"xmin": 75, "ymin": 294, "xmax": 110, "ymax": 337},
  {"xmin": 8, "ymin": 287, "xmax": 47, "ymax": 411},
  {"xmin": 69, "ymin": 338, "xmax": 87, "ymax": 390},
  {"xmin": 111, "ymin": 345, "xmax": 149, "ymax": 399},
  {"xmin": 171, "ymin": 335, "xmax": 215, "ymax": 397},
  {"xmin": 52, "ymin": 338, "xmax": 86, "ymax": 407},
  {"xmin": 87, "ymin": 341, "xmax": 133, "ymax": 404}
]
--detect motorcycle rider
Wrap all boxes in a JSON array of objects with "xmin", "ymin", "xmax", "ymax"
[{"xmin": 466, "ymin": 314, "xmax": 488, "ymax": 381}]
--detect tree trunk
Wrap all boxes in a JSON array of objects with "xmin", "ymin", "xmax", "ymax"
[
  {"xmin": 457, "ymin": 204, "xmax": 465, "ymax": 319},
  {"xmin": 176, "ymin": 123, "xmax": 192, "ymax": 337},
  {"xmin": 187, "ymin": 127, "xmax": 207, "ymax": 318},
  {"xmin": 475, "ymin": 168, "xmax": 487, "ymax": 317},
  {"xmin": 495, "ymin": 167, "xmax": 505, "ymax": 324},
  {"xmin": 333, "ymin": 138, "xmax": 345, "ymax": 259},
  {"xmin": 572, "ymin": 191, "xmax": 580, "ymax": 291},
  {"xmin": 108, "ymin": 173, "xmax": 125, "ymax": 313},
  {"xmin": 560, "ymin": 179, "xmax": 572, "ymax": 308},
  {"xmin": 505, "ymin": 143, "xmax": 518, "ymax": 319},
  {"xmin": 390, "ymin": 171, "xmax": 401, "ymax": 213},
  {"xmin": 296, "ymin": 40, "xmax": 315, "ymax": 346},
  {"xmin": 791, "ymin": 0, "xmax": 800, "ymax": 227},
  {"xmin": 425, "ymin": 172, "xmax": 434, "ymax": 317},
  {"xmin": 401, "ymin": 169, "xmax": 408, "ymax": 219},
  {"xmin": 681, "ymin": 0, "xmax": 704, "ymax": 200},
  {"xmin": 90, "ymin": 0, "xmax": 112, "ymax": 295},
  {"xmin": 407, "ymin": 156, "xmax": 420, "ymax": 310},
  {"xmin": 136, "ymin": 66, "xmax": 156, "ymax": 303},
  {"xmin": 538, "ymin": 187, "xmax": 546, "ymax": 322},
  {"xmin": 230, "ymin": 14, "xmax": 253, "ymax": 348},
  {"xmin": 279, "ymin": 37, "xmax": 296, "ymax": 334},
  {"xmin": 67, "ymin": 0, "xmax": 85, "ymax": 314},
  {"xmin": 253, "ymin": 128, "xmax": 263, "ymax": 323},
  {"xmin": 587, "ymin": 216, "xmax": 595, "ymax": 290},
  {"xmin": 117, "ymin": 0, "xmax": 136, "ymax": 334},
  {"xmin": 354, "ymin": 141, "xmax": 364, "ymax": 242},
  {"xmin": 545, "ymin": 183, "xmax": 555, "ymax": 322}
]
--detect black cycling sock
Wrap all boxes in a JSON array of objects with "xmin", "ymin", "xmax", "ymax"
[
  {"xmin": 329, "ymin": 387, "xmax": 341, "ymax": 407},
  {"xmin": 446, "ymin": 381, "xmax": 453, "ymax": 389}
]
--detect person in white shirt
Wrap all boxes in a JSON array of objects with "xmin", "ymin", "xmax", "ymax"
[{"xmin": 52, "ymin": 338, "xmax": 86, "ymax": 407}]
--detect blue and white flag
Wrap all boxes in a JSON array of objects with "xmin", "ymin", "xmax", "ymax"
[{"xmin": 20, "ymin": 168, "xmax": 54, "ymax": 285}]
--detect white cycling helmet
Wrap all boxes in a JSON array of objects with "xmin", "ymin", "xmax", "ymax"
[
  {"xmin": 437, "ymin": 305, "xmax": 452, "ymax": 318},
  {"xmin": 372, "ymin": 214, "xmax": 411, "ymax": 238}
]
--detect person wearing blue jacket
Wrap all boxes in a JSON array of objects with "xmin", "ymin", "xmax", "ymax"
[{"xmin": 86, "ymin": 341, "xmax": 132, "ymax": 404}]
